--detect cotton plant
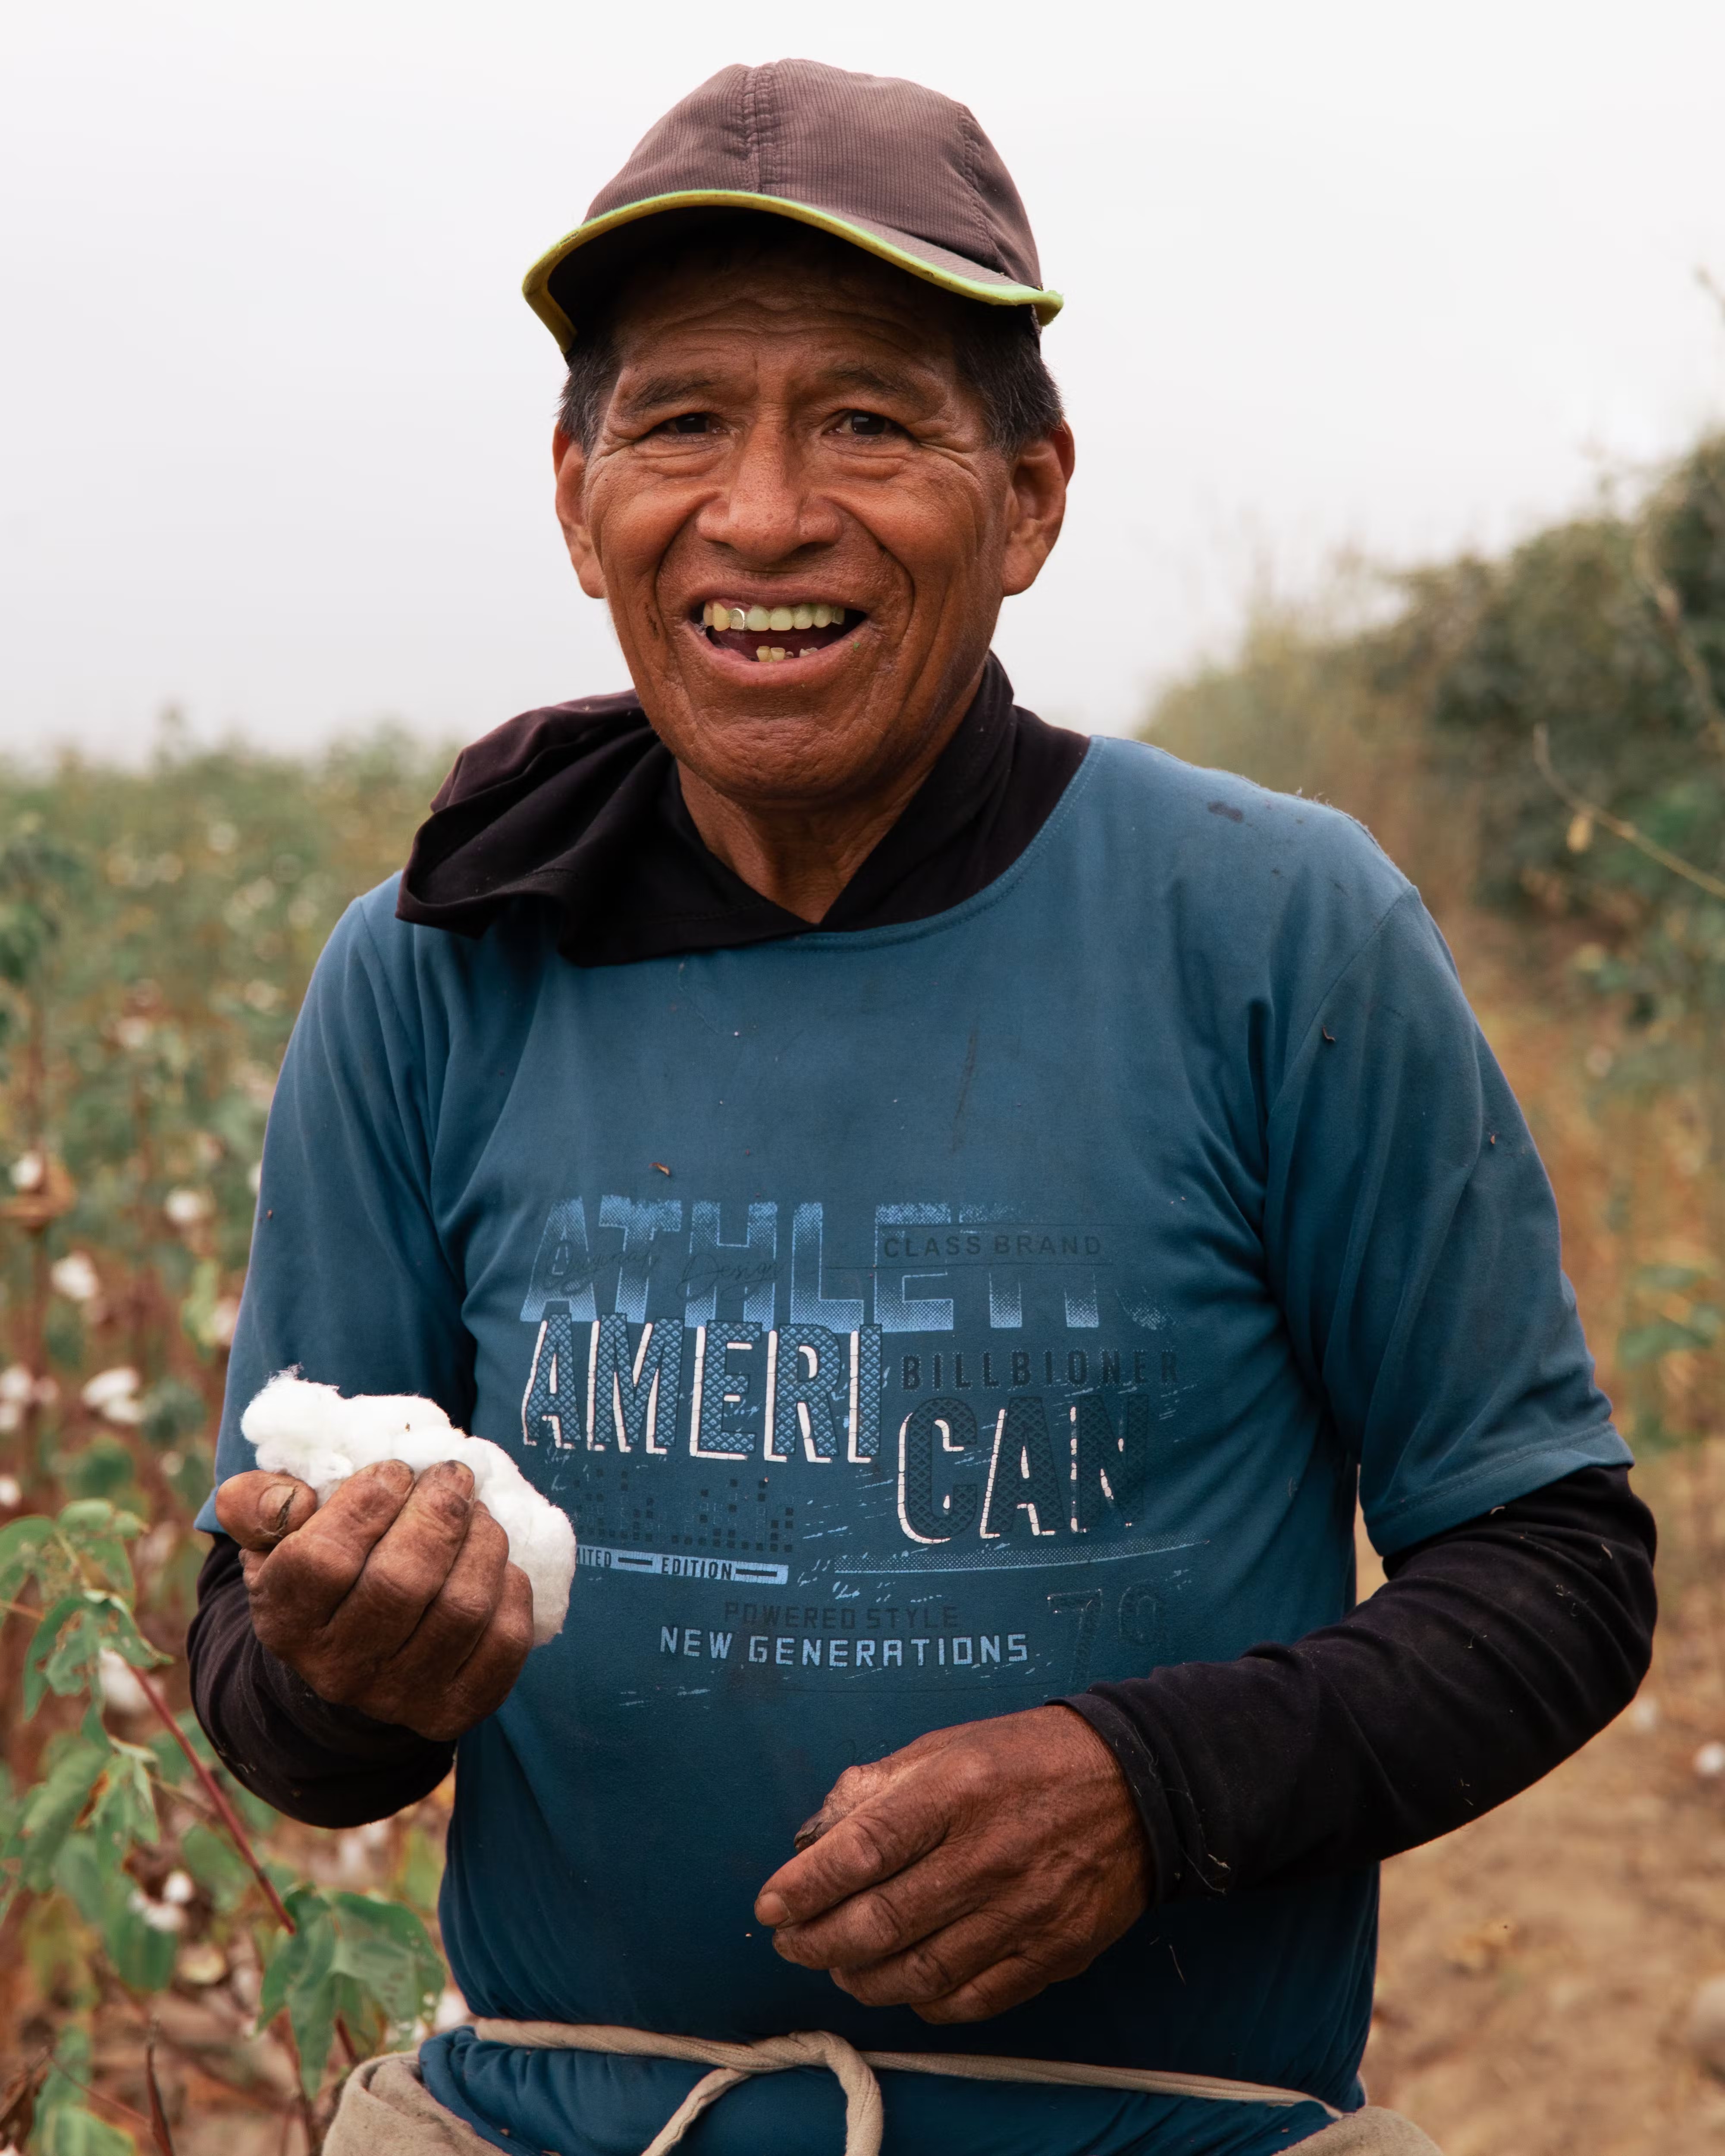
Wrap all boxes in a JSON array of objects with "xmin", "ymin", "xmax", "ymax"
[
  {"xmin": 0, "ymin": 1497, "xmax": 446, "ymax": 2142},
  {"xmin": 0, "ymin": 749, "xmax": 458, "ymax": 2142}
]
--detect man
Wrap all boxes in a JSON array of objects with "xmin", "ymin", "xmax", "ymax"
[{"xmin": 190, "ymin": 60, "xmax": 1655, "ymax": 2156}]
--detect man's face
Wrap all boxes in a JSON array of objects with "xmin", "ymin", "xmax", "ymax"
[{"xmin": 554, "ymin": 245, "xmax": 1072, "ymax": 812}]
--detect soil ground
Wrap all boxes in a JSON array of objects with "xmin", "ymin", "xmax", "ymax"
[{"xmin": 1359, "ymin": 1467, "xmax": 1725, "ymax": 2156}]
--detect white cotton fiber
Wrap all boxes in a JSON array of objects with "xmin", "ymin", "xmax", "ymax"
[{"xmin": 242, "ymin": 1372, "xmax": 575, "ymax": 1646}]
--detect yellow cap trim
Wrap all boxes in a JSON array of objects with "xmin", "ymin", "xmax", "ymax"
[{"xmin": 521, "ymin": 188, "xmax": 1064, "ymax": 348}]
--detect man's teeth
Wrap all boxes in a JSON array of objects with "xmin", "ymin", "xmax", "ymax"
[{"xmin": 703, "ymin": 602, "xmax": 847, "ymax": 632}]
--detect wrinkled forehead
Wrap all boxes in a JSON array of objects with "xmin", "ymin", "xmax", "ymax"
[{"xmin": 605, "ymin": 224, "xmax": 966, "ymax": 376}]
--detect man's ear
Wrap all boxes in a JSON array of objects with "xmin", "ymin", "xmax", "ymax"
[
  {"xmin": 999, "ymin": 421, "xmax": 1075, "ymax": 599},
  {"xmin": 553, "ymin": 426, "xmax": 608, "ymax": 600}
]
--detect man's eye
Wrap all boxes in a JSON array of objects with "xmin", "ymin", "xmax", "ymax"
[
  {"xmin": 837, "ymin": 411, "xmax": 891, "ymax": 437},
  {"xmin": 665, "ymin": 413, "xmax": 715, "ymax": 435}
]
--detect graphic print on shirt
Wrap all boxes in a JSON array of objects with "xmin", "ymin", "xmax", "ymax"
[{"xmin": 511, "ymin": 1194, "xmax": 1204, "ymax": 1698}]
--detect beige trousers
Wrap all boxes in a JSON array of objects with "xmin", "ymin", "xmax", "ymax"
[{"xmin": 323, "ymin": 2049, "xmax": 1443, "ymax": 2155}]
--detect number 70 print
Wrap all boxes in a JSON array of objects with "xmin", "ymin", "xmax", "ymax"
[{"xmin": 1047, "ymin": 1582, "xmax": 1164, "ymax": 1688}]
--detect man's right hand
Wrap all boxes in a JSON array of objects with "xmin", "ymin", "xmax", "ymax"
[{"xmin": 214, "ymin": 1460, "xmax": 535, "ymax": 1743}]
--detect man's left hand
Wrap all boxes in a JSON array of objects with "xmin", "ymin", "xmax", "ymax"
[{"xmin": 753, "ymin": 1705, "xmax": 1151, "ymax": 2023}]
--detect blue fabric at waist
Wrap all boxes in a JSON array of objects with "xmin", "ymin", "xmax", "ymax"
[{"xmin": 417, "ymin": 2028, "xmax": 1355, "ymax": 2156}]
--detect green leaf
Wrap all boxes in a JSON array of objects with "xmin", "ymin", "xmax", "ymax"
[
  {"xmin": 95, "ymin": 1598, "xmax": 170, "ymax": 1671},
  {"xmin": 53, "ymin": 1833, "xmax": 111, "ymax": 1930},
  {"xmin": 332, "ymin": 1971, "xmax": 376, "ymax": 2057},
  {"xmin": 1628, "ymin": 1410, "xmax": 1694, "ymax": 1457},
  {"xmin": 257, "ymin": 1887, "xmax": 345, "ymax": 2095},
  {"xmin": 38, "ymin": 2101, "xmax": 139, "ymax": 2156},
  {"xmin": 256, "ymin": 1887, "xmax": 335, "ymax": 2030},
  {"xmin": 328, "ymin": 1893, "xmax": 444, "ymax": 2030},
  {"xmin": 138, "ymin": 1376, "xmax": 206, "ymax": 1451},
  {"xmin": 24, "ymin": 1594, "xmax": 100, "ymax": 1717},
  {"xmin": 38, "ymin": 2018, "xmax": 93, "ymax": 2096},
  {"xmin": 399, "ymin": 1824, "xmax": 443, "ymax": 1914},
  {"xmin": 101, "ymin": 1883, "xmax": 179, "ymax": 1993},
  {"xmin": 1619, "ymin": 1318, "xmax": 1716, "ymax": 1366},
  {"xmin": 52, "ymin": 1826, "xmax": 179, "ymax": 1995},
  {"xmin": 23, "ymin": 1587, "xmax": 166, "ymax": 1720},
  {"xmin": 169, "ymin": 1707, "xmax": 217, "ymax": 1767},
  {"xmin": 60, "ymin": 1438, "xmax": 139, "ymax": 1508},
  {"xmin": 1633, "ymin": 1260, "xmax": 1712, "ymax": 1292},
  {"xmin": 220, "ymin": 1772, "xmax": 280, "ymax": 1835},
  {"xmin": 56, "ymin": 1499, "xmax": 141, "ymax": 1596},
  {"xmin": 166, "ymin": 1448, "xmax": 214, "ymax": 1512},
  {"xmin": 56, "ymin": 1500, "xmax": 122, "ymax": 1538},
  {"xmin": 18, "ymin": 1736, "xmax": 110, "ymax": 1889},
  {"xmin": 179, "ymin": 1821, "xmax": 252, "ymax": 1912},
  {"xmin": 35, "ymin": 1608, "xmax": 111, "ymax": 1714},
  {"xmin": 88, "ymin": 1749, "xmax": 157, "ymax": 1853},
  {"xmin": 43, "ymin": 1611, "xmax": 107, "ymax": 1693},
  {"xmin": 289, "ymin": 1969, "xmax": 341, "ymax": 2097},
  {"xmin": 146, "ymin": 1730, "xmax": 190, "ymax": 1789},
  {"xmin": 180, "ymin": 1257, "xmax": 226, "ymax": 1357},
  {"xmin": 0, "ymin": 1514, "xmax": 54, "ymax": 1601}
]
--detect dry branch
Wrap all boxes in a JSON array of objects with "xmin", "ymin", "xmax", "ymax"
[
  {"xmin": 135, "ymin": 1666, "xmax": 296, "ymax": 1935},
  {"xmin": 1531, "ymin": 723, "xmax": 1725, "ymax": 903}
]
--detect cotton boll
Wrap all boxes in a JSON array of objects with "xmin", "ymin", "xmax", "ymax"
[
  {"xmin": 242, "ymin": 1372, "xmax": 574, "ymax": 1645},
  {"xmin": 50, "ymin": 1250, "xmax": 100, "ymax": 1303},
  {"xmin": 98, "ymin": 1647, "xmax": 151, "ymax": 1716},
  {"xmin": 241, "ymin": 1374, "xmax": 361, "ymax": 1498}
]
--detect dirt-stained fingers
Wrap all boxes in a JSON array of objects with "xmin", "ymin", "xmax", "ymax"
[
  {"xmin": 386, "ymin": 1502, "xmax": 511, "ymax": 1679},
  {"xmin": 215, "ymin": 1469, "xmax": 319, "ymax": 1550},
  {"xmin": 408, "ymin": 1561, "xmax": 535, "ymax": 1742},
  {"xmin": 755, "ymin": 1707, "xmax": 1153, "ymax": 2026},
  {"xmin": 322, "ymin": 1460, "xmax": 479, "ymax": 1658},
  {"xmin": 220, "ymin": 1454, "xmax": 536, "ymax": 1742},
  {"xmin": 756, "ymin": 1761, "xmax": 941, "ymax": 1930},
  {"xmin": 241, "ymin": 1459, "xmax": 418, "ymax": 1671}
]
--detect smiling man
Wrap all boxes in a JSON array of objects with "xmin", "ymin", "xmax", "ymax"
[
  {"xmin": 189, "ymin": 60, "xmax": 1654, "ymax": 2156},
  {"xmin": 546, "ymin": 212, "xmax": 1072, "ymax": 927}
]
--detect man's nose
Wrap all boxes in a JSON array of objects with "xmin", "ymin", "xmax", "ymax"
[{"xmin": 694, "ymin": 421, "xmax": 841, "ymax": 561}]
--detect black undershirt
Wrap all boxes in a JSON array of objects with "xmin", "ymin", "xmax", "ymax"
[
  {"xmin": 190, "ymin": 655, "xmax": 1656, "ymax": 1903},
  {"xmin": 393, "ymin": 653, "xmax": 1088, "ymax": 963}
]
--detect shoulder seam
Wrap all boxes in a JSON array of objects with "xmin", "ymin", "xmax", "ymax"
[
  {"xmin": 347, "ymin": 891, "xmax": 442, "ymax": 1183},
  {"xmin": 348, "ymin": 884, "xmax": 420, "ymax": 1050},
  {"xmin": 1266, "ymin": 885, "xmax": 1424, "ymax": 1124}
]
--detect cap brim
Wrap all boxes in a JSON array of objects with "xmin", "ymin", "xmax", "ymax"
[{"xmin": 522, "ymin": 189, "xmax": 1063, "ymax": 350}]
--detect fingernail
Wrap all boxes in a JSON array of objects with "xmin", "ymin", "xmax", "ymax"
[
  {"xmin": 430, "ymin": 1460, "xmax": 474, "ymax": 1494},
  {"xmin": 367, "ymin": 1458, "xmax": 415, "ymax": 1492},
  {"xmin": 264, "ymin": 1482, "xmax": 299, "ymax": 1536},
  {"xmin": 756, "ymin": 1892, "xmax": 788, "ymax": 1926}
]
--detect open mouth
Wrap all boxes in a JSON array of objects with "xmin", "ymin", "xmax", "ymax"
[{"xmin": 693, "ymin": 599, "xmax": 864, "ymax": 665}]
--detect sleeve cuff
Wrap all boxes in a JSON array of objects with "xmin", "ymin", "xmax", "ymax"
[
  {"xmin": 254, "ymin": 1645, "xmax": 453, "ymax": 1768},
  {"xmin": 1057, "ymin": 1691, "xmax": 1183, "ymax": 1905}
]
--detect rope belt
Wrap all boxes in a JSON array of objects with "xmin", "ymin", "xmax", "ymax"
[{"xmin": 473, "ymin": 2019, "xmax": 1343, "ymax": 2156}]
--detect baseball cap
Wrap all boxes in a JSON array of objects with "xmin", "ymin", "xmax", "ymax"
[{"xmin": 522, "ymin": 59, "xmax": 1062, "ymax": 351}]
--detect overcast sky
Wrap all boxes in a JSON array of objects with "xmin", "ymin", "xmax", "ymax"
[{"xmin": 4, "ymin": 0, "xmax": 1723, "ymax": 760}]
